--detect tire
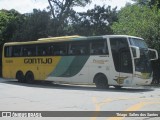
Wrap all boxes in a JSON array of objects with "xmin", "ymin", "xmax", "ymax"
[
  {"xmin": 114, "ymin": 86, "xmax": 122, "ymax": 89},
  {"xmin": 16, "ymin": 71, "xmax": 25, "ymax": 83},
  {"xmin": 94, "ymin": 74, "xmax": 109, "ymax": 89},
  {"xmin": 25, "ymin": 72, "xmax": 34, "ymax": 84}
]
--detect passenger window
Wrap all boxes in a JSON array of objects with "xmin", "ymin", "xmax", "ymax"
[
  {"xmin": 91, "ymin": 40, "xmax": 108, "ymax": 55},
  {"xmin": 4, "ymin": 46, "xmax": 12, "ymax": 57},
  {"xmin": 37, "ymin": 44, "xmax": 51, "ymax": 56},
  {"xmin": 12, "ymin": 46, "xmax": 22, "ymax": 57},
  {"xmin": 22, "ymin": 45, "xmax": 36, "ymax": 57},
  {"xmin": 69, "ymin": 41, "xmax": 89, "ymax": 55},
  {"xmin": 53, "ymin": 43, "xmax": 67, "ymax": 56}
]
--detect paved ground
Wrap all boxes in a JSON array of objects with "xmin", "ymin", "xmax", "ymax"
[{"xmin": 0, "ymin": 78, "xmax": 160, "ymax": 120}]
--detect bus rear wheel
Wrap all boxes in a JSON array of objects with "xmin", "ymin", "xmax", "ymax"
[
  {"xmin": 16, "ymin": 71, "xmax": 25, "ymax": 83},
  {"xmin": 25, "ymin": 72, "xmax": 34, "ymax": 84},
  {"xmin": 94, "ymin": 74, "xmax": 109, "ymax": 89}
]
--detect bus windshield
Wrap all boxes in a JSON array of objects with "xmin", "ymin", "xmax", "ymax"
[
  {"xmin": 129, "ymin": 38, "xmax": 152, "ymax": 78},
  {"xmin": 129, "ymin": 38, "xmax": 148, "ymax": 49}
]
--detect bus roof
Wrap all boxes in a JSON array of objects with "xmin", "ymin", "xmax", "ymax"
[
  {"xmin": 104, "ymin": 35, "xmax": 143, "ymax": 40},
  {"xmin": 4, "ymin": 35, "xmax": 143, "ymax": 46},
  {"xmin": 38, "ymin": 35, "xmax": 81, "ymax": 41}
]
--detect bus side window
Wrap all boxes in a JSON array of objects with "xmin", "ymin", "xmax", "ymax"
[
  {"xmin": 23, "ymin": 48, "xmax": 28, "ymax": 56},
  {"xmin": 91, "ymin": 39, "xmax": 108, "ymax": 55},
  {"xmin": 53, "ymin": 43, "xmax": 67, "ymax": 56},
  {"xmin": 69, "ymin": 41, "xmax": 89, "ymax": 55},
  {"xmin": 12, "ymin": 46, "xmax": 22, "ymax": 57},
  {"xmin": 22, "ymin": 45, "xmax": 36, "ymax": 57},
  {"xmin": 4, "ymin": 46, "xmax": 12, "ymax": 57},
  {"xmin": 37, "ymin": 44, "xmax": 48, "ymax": 56}
]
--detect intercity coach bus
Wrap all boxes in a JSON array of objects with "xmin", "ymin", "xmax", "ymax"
[{"xmin": 2, "ymin": 35, "xmax": 158, "ymax": 88}]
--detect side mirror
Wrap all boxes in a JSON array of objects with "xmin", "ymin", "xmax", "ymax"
[
  {"xmin": 130, "ymin": 46, "xmax": 140, "ymax": 59},
  {"xmin": 148, "ymin": 48, "xmax": 158, "ymax": 60}
]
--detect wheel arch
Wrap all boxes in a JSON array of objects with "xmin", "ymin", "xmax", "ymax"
[
  {"xmin": 93, "ymin": 73, "xmax": 108, "ymax": 83},
  {"xmin": 25, "ymin": 70, "xmax": 34, "ymax": 76},
  {"xmin": 16, "ymin": 70, "xmax": 24, "ymax": 79}
]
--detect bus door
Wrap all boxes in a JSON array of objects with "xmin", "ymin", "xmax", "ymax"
[{"xmin": 110, "ymin": 37, "xmax": 133, "ymax": 86}]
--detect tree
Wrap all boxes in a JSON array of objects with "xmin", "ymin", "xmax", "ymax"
[
  {"xmin": 12, "ymin": 9, "xmax": 51, "ymax": 41},
  {"xmin": 0, "ymin": 9, "xmax": 23, "ymax": 44},
  {"xmin": 132, "ymin": 0, "xmax": 160, "ymax": 8},
  {"xmin": 48, "ymin": 0, "xmax": 91, "ymax": 19},
  {"xmin": 151, "ymin": 0, "xmax": 160, "ymax": 8},
  {"xmin": 47, "ymin": 0, "xmax": 91, "ymax": 36},
  {"xmin": 112, "ymin": 5, "xmax": 160, "ymax": 52},
  {"xmin": 68, "ymin": 5, "xmax": 118, "ymax": 36},
  {"xmin": 0, "ymin": 9, "xmax": 23, "ymax": 76}
]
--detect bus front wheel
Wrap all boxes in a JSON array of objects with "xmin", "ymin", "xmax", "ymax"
[
  {"xmin": 16, "ymin": 71, "xmax": 25, "ymax": 83},
  {"xmin": 114, "ymin": 86, "xmax": 122, "ymax": 89},
  {"xmin": 25, "ymin": 72, "xmax": 34, "ymax": 84},
  {"xmin": 94, "ymin": 74, "xmax": 109, "ymax": 89}
]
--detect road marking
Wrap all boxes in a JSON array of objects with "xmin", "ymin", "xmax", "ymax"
[
  {"xmin": 90, "ymin": 96, "xmax": 160, "ymax": 120},
  {"xmin": 91, "ymin": 97, "xmax": 138, "ymax": 120},
  {"xmin": 107, "ymin": 101, "xmax": 160, "ymax": 120},
  {"xmin": 91, "ymin": 97, "xmax": 113, "ymax": 120}
]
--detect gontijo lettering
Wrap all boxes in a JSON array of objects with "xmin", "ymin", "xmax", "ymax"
[{"xmin": 24, "ymin": 58, "xmax": 52, "ymax": 64}]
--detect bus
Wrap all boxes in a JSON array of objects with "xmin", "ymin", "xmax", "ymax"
[{"xmin": 2, "ymin": 35, "xmax": 158, "ymax": 88}]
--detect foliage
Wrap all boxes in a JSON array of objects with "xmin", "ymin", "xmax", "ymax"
[
  {"xmin": 12, "ymin": 9, "xmax": 51, "ymax": 41},
  {"xmin": 0, "ymin": 9, "xmax": 24, "ymax": 44},
  {"xmin": 132, "ymin": 0, "xmax": 160, "ymax": 8},
  {"xmin": 48, "ymin": 0, "xmax": 91, "ymax": 19},
  {"xmin": 150, "ymin": 0, "xmax": 160, "ymax": 8},
  {"xmin": 69, "ymin": 5, "xmax": 118, "ymax": 36},
  {"xmin": 112, "ymin": 5, "xmax": 160, "ymax": 52},
  {"xmin": 48, "ymin": 0, "xmax": 91, "ymax": 36},
  {"xmin": 0, "ymin": 0, "xmax": 119, "ymax": 42}
]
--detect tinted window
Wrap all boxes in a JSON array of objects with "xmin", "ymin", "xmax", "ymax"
[
  {"xmin": 12, "ymin": 46, "xmax": 22, "ymax": 57},
  {"xmin": 91, "ymin": 39, "xmax": 108, "ymax": 55},
  {"xmin": 53, "ymin": 43, "xmax": 68, "ymax": 56},
  {"xmin": 22, "ymin": 45, "xmax": 36, "ymax": 57},
  {"xmin": 4, "ymin": 46, "xmax": 12, "ymax": 57},
  {"xmin": 4, "ymin": 39, "xmax": 109, "ymax": 57},
  {"xmin": 37, "ymin": 44, "xmax": 52, "ymax": 56},
  {"xmin": 69, "ymin": 41, "xmax": 89, "ymax": 55},
  {"xmin": 5, "ymin": 46, "xmax": 22, "ymax": 57},
  {"xmin": 110, "ymin": 37, "xmax": 133, "ymax": 73}
]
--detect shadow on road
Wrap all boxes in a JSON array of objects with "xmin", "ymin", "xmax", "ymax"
[{"xmin": 0, "ymin": 79, "xmax": 155, "ymax": 93}]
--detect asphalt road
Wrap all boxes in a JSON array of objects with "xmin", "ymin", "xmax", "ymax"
[{"xmin": 0, "ymin": 78, "xmax": 160, "ymax": 120}]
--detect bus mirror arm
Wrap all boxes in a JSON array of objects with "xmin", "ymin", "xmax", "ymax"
[
  {"xmin": 148, "ymin": 48, "xmax": 158, "ymax": 61},
  {"xmin": 130, "ymin": 46, "xmax": 140, "ymax": 59}
]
